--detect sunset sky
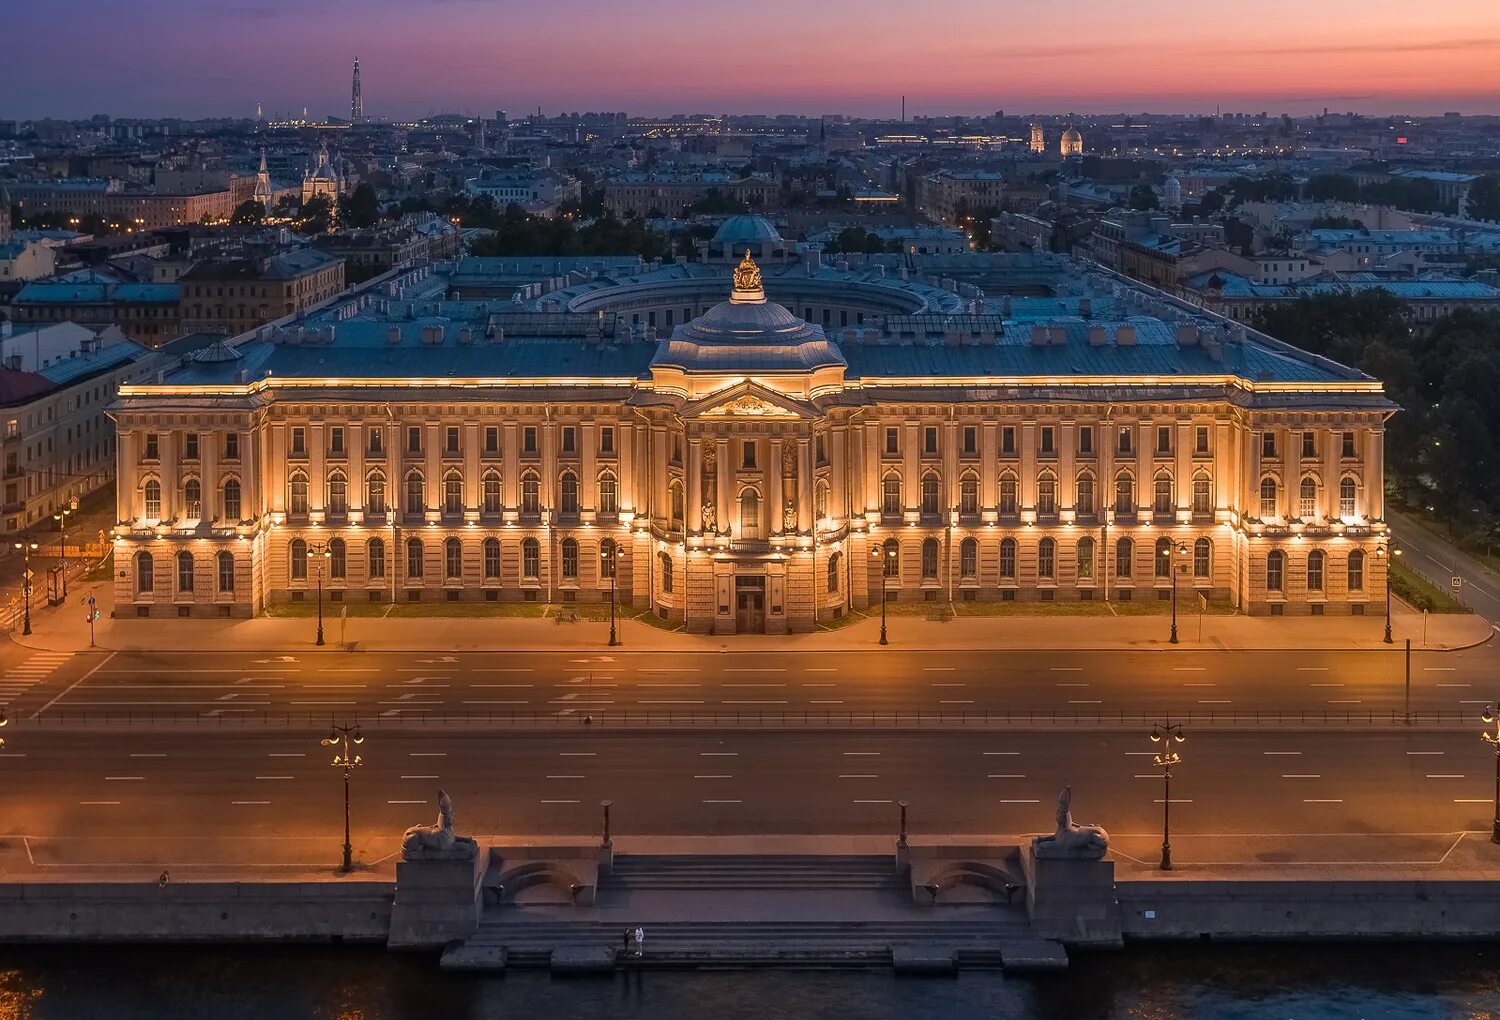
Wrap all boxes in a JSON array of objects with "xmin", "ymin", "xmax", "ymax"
[{"xmin": 9, "ymin": 0, "xmax": 1498, "ymax": 119}]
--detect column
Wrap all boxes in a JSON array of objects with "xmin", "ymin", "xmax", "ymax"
[
  {"xmin": 797, "ymin": 436, "xmax": 814, "ymax": 533},
  {"xmin": 1366, "ymin": 427, "xmax": 1384, "ymax": 520},
  {"xmin": 716, "ymin": 438, "xmax": 731, "ymax": 535},
  {"xmin": 687, "ymin": 437, "xmax": 702, "ymax": 534},
  {"xmin": 767, "ymin": 437, "xmax": 783, "ymax": 535}
]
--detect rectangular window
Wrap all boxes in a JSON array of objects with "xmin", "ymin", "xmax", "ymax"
[
  {"xmin": 144, "ymin": 433, "xmax": 159, "ymax": 460},
  {"xmin": 1001, "ymin": 426, "xmax": 1016, "ymax": 455},
  {"xmin": 523, "ymin": 426, "xmax": 538, "ymax": 454},
  {"xmin": 561, "ymin": 426, "xmax": 576, "ymax": 453},
  {"xmin": 407, "ymin": 426, "xmax": 422, "ymax": 453},
  {"xmin": 1342, "ymin": 431, "xmax": 1356, "ymax": 458},
  {"xmin": 885, "ymin": 427, "xmax": 899, "ymax": 455},
  {"xmin": 1195, "ymin": 426, "xmax": 1210, "ymax": 454},
  {"xmin": 1078, "ymin": 427, "xmax": 1093, "ymax": 455},
  {"xmin": 600, "ymin": 426, "xmax": 614, "ymax": 454},
  {"xmin": 224, "ymin": 433, "xmax": 239, "ymax": 460},
  {"xmin": 184, "ymin": 434, "xmax": 199, "ymax": 460},
  {"xmin": 484, "ymin": 426, "xmax": 500, "ymax": 453},
  {"xmin": 1302, "ymin": 431, "xmax": 1316, "ymax": 458},
  {"xmin": 1156, "ymin": 426, "xmax": 1171, "ymax": 454},
  {"xmin": 816, "ymin": 434, "xmax": 827, "ymax": 464},
  {"xmin": 290, "ymin": 427, "xmax": 305, "ymax": 455},
  {"xmin": 368, "ymin": 429, "xmax": 383, "ymax": 454},
  {"xmin": 329, "ymin": 426, "xmax": 344, "ymax": 454},
  {"xmin": 1262, "ymin": 432, "xmax": 1277, "ymax": 458},
  {"xmin": 1040, "ymin": 427, "xmax": 1055, "ymax": 455},
  {"xmin": 923, "ymin": 426, "xmax": 938, "ymax": 455},
  {"xmin": 446, "ymin": 426, "xmax": 461, "ymax": 454},
  {"xmin": 742, "ymin": 441, "xmax": 757, "ymax": 469},
  {"xmin": 1117, "ymin": 427, "xmax": 1132, "ymax": 454},
  {"xmin": 962, "ymin": 426, "xmax": 977, "ymax": 455}
]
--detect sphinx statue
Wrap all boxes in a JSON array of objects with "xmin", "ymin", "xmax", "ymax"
[
  {"xmin": 401, "ymin": 789, "xmax": 479, "ymax": 861},
  {"xmin": 1031, "ymin": 785, "xmax": 1108, "ymax": 860}
]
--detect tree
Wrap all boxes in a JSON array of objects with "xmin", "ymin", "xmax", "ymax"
[
  {"xmin": 231, "ymin": 200, "xmax": 265, "ymax": 225},
  {"xmin": 297, "ymin": 195, "xmax": 334, "ymax": 235},
  {"xmin": 339, "ymin": 184, "xmax": 380, "ymax": 229},
  {"xmin": 1127, "ymin": 183, "xmax": 1159, "ymax": 211},
  {"xmin": 1307, "ymin": 173, "xmax": 1360, "ymax": 202},
  {"xmin": 823, "ymin": 227, "xmax": 893, "ymax": 255},
  {"xmin": 1308, "ymin": 215, "xmax": 1365, "ymax": 231},
  {"xmin": 1467, "ymin": 175, "xmax": 1500, "ymax": 223}
]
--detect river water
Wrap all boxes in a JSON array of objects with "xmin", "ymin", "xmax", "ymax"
[{"xmin": 0, "ymin": 942, "xmax": 1496, "ymax": 1019}]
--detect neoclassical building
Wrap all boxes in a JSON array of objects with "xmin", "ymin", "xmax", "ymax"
[{"xmin": 110, "ymin": 218, "xmax": 1396, "ymax": 630}]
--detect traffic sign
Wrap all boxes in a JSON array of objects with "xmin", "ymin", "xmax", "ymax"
[
  {"xmin": 22, "ymin": 569, "xmax": 32, "ymax": 582},
  {"xmin": 1451, "ymin": 575, "xmax": 1463, "ymax": 592}
]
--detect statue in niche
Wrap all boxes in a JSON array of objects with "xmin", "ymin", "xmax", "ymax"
[
  {"xmin": 782, "ymin": 499, "xmax": 797, "ymax": 531},
  {"xmin": 782, "ymin": 441, "xmax": 798, "ymax": 479},
  {"xmin": 401, "ymin": 789, "xmax": 478, "ymax": 861},
  {"xmin": 700, "ymin": 442, "xmax": 717, "ymax": 530},
  {"xmin": 701, "ymin": 502, "xmax": 717, "ymax": 530},
  {"xmin": 1031, "ymin": 785, "xmax": 1108, "ymax": 860}
]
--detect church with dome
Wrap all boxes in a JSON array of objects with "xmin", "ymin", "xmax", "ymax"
[{"xmin": 108, "ymin": 215, "xmax": 1395, "ymax": 630}]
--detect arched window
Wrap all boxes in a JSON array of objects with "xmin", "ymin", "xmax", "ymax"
[
  {"xmin": 1116, "ymin": 536, "xmax": 1134, "ymax": 579},
  {"xmin": 1259, "ymin": 477, "xmax": 1278, "ymax": 517},
  {"xmin": 406, "ymin": 537, "xmax": 424, "ymax": 578},
  {"xmin": 223, "ymin": 479, "xmax": 242, "ymax": 521},
  {"xmin": 1266, "ymin": 549, "xmax": 1285, "ymax": 592},
  {"xmin": 444, "ymin": 472, "xmax": 464, "ymax": 516},
  {"xmin": 999, "ymin": 474, "xmax": 1018, "ymax": 516},
  {"xmin": 482, "ymin": 471, "xmax": 502, "ymax": 515},
  {"xmin": 960, "ymin": 537, "xmax": 978, "ymax": 579},
  {"xmin": 816, "ymin": 479, "xmax": 831, "ymax": 521},
  {"xmin": 560, "ymin": 537, "xmax": 579, "ymax": 579},
  {"xmin": 1153, "ymin": 471, "xmax": 1173, "ymax": 515},
  {"xmin": 1075, "ymin": 472, "xmax": 1095, "ymax": 516},
  {"xmin": 1299, "ymin": 477, "xmax": 1318, "ymax": 519},
  {"xmin": 483, "ymin": 537, "xmax": 501, "ymax": 579},
  {"xmin": 560, "ymin": 472, "xmax": 579, "ymax": 518},
  {"xmin": 921, "ymin": 537, "xmax": 940, "ymax": 579},
  {"xmin": 600, "ymin": 538, "xmax": 618, "ymax": 579},
  {"xmin": 882, "ymin": 538, "xmax": 900, "ymax": 579},
  {"xmin": 668, "ymin": 479, "xmax": 684, "ymax": 530},
  {"xmin": 1339, "ymin": 477, "xmax": 1357, "ymax": 518},
  {"xmin": 740, "ymin": 488, "xmax": 761, "ymax": 539},
  {"xmin": 183, "ymin": 479, "xmax": 202, "ymax": 519},
  {"xmin": 136, "ymin": 551, "xmax": 154, "ymax": 593},
  {"xmin": 1000, "ymin": 538, "xmax": 1017, "ymax": 579},
  {"xmin": 327, "ymin": 471, "xmax": 347, "ymax": 517},
  {"xmin": 959, "ymin": 474, "xmax": 979, "ymax": 516},
  {"xmin": 367, "ymin": 537, "xmax": 386, "ymax": 579},
  {"xmin": 217, "ymin": 551, "xmax": 235, "ymax": 592},
  {"xmin": 288, "ymin": 471, "xmax": 308, "ymax": 516},
  {"xmin": 1114, "ymin": 473, "xmax": 1134, "ymax": 514},
  {"xmin": 1038, "ymin": 537, "xmax": 1056, "ymax": 579},
  {"xmin": 522, "ymin": 537, "xmax": 540, "ymax": 579},
  {"xmin": 1192, "ymin": 473, "xmax": 1212, "ymax": 515},
  {"xmin": 659, "ymin": 551, "xmax": 674, "ymax": 593},
  {"xmin": 598, "ymin": 473, "xmax": 617, "ymax": 515},
  {"xmin": 1348, "ymin": 550, "xmax": 1365, "ymax": 591},
  {"xmin": 1307, "ymin": 549, "xmax": 1325, "ymax": 591},
  {"xmin": 329, "ymin": 537, "xmax": 346, "ymax": 579},
  {"xmin": 827, "ymin": 551, "xmax": 842, "ymax": 593},
  {"xmin": 521, "ymin": 472, "xmax": 540, "ymax": 516},
  {"xmin": 405, "ymin": 471, "xmax": 425, "ymax": 515},
  {"xmin": 290, "ymin": 538, "xmax": 307, "ymax": 581},
  {"xmin": 1077, "ymin": 537, "xmax": 1095, "ymax": 580},
  {"xmin": 445, "ymin": 537, "xmax": 462, "ymax": 579},
  {"xmin": 176, "ymin": 551, "xmax": 194, "ymax": 593},
  {"xmin": 882, "ymin": 473, "xmax": 902, "ymax": 516},
  {"xmin": 1155, "ymin": 537, "xmax": 1173, "ymax": 579},
  {"xmin": 364, "ymin": 472, "xmax": 386, "ymax": 516},
  {"xmin": 1037, "ymin": 472, "xmax": 1057, "ymax": 516},
  {"xmin": 920, "ymin": 474, "xmax": 940, "ymax": 516},
  {"xmin": 1193, "ymin": 537, "xmax": 1211, "ymax": 578}
]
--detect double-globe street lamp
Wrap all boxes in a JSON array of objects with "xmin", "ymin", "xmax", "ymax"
[
  {"xmin": 1160, "ymin": 541, "xmax": 1188, "ymax": 645},
  {"xmin": 1376, "ymin": 543, "xmax": 1402, "ymax": 644},
  {"xmin": 1481, "ymin": 703, "xmax": 1500, "ymax": 845},
  {"xmin": 1150, "ymin": 719, "xmax": 1186, "ymax": 870},
  {"xmin": 320, "ymin": 723, "xmax": 364, "ymax": 872},
  {"xmin": 604, "ymin": 543, "xmax": 625, "ymax": 647},
  {"xmin": 53, "ymin": 498, "xmax": 77, "ymax": 599},
  {"xmin": 12, "ymin": 541, "xmax": 37, "ymax": 636},
  {"xmin": 870, "ymin": 543, "xmax": 896, "ymax": 646},
  {"xmin": 305, "ymin": 542, "xmax": 332, "ymax": 646}
]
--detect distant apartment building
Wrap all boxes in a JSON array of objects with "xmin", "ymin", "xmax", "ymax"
[
  {"xmin": 178, "ymin": 248, "xmax": 345, "ymax": 337},
  {"xmin": 463, "ymin": 169, "xmax": 580, "ymax": 217},
  {"xmin": 313, "ymin": 214, "xmax": 461, "ymax": 283},
  {"xmin": 603, "ymin": 172, "xmax": 776, "ymax": 218},
  {"xmin": 10, "ymin": 273, "xmax": 181, "ymax": 346},
  {"xmin": 1183, "ymin": 273, "xmax": 1500, "ymax": 329},
  {"xmin": 915, "ymin": 169, "xmax": 1005, "ymax": 225},
  {"xmin": 7, "ymin": 179, "xmax": 239, "ymax": 230}
]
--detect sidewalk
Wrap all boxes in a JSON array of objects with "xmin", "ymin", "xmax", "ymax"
[{"xmin": 9, "ymin": 575, "xmax": 1493, "ymax": 654}]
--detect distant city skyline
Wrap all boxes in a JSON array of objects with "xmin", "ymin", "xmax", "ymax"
[{"xmin": 6, "ymin": 0, "xmax": 1499, "ymax": 120}]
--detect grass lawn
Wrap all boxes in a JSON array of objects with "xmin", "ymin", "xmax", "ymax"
[
  {"xmin": 1390, "ymin": 559, "xmax": 1470, "ymax": 613},
  {"xmin": 262, "ymin": 599, "xmax": 661, "ymax": 622}
]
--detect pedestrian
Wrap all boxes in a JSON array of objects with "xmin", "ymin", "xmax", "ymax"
[
  {"xmin": 622, "ymin": 929, "xmax": 631, "ymax": 955},
  {"xmin": 633, "ymin": 926, "xmax": 644, "ymax": 958}
]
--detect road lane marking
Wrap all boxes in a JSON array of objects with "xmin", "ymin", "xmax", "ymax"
[
  {"xmin": 1303, "ymin": 799, "xmax": 1343, "ymax": 804},
  {"xmin": 802, "ymin": 682, "xmax": 837, "ymax": 687},
  {"xmin": 1281, "ymin": 774, "xmax": 1321, "ymax": 779},
  {"xmin": 702, "ymin": 799, "xmax": 742, "ymax": 804},
  {"xmin": 540, "ymin": 799, "xmax": 580, "ymax": 804},
  {"xmin": 79, "ymin": 801, "xmax": 119, "ymax": 806},
  {"xmin": 128, "ymin": 753, "xmax": 166, "ymax": 759},
  {"xmin": 694, "ymin": 775, "xmax": 733, "ymax": 779},
  {"xmin": 853, "ymin": 799, "xmax": 892, "ymax": 804},
  {"xmin": 1068, "ymin": 699, "xmax": 1103, "ymax": 704},
  {"xmin": 923, "ymin": 667, "xmax": 955, "ymax": 672},
  {"xmin": 700, "ymin": 752, "xmax": 738, "ymax": 757},
  {"xmin": 232, "ymin": 801, "xmax": 270, "ymax": 806},
  {"xmin": 838, "ymin": 774, "xmax": 879, "ymax": 778},
  {"xmin": 984, "ymin": 752, "xmax": 1020, "ymax": 756},
  {"xmin": 639, "ymin": 700, "xmax": 706, "ymax": 704},
  {"xmin": 1172, "ymin": 667, "xmax": 1206, "ymax": 672},
  {"xmin": 1049, "ymin": 667, "xmax": 1083, "ymax": 672},
  {"xmin": 1455, "ymin": 799, "xmax": 1491, "ymax": 803},
  {"xmin": 463, "ymin": 700, "xmax": 530, "ymax": 705},
  {"xmin": 409, "ymin": 752, "xmax": 447, "ymax": 757},
  {"xmin": 939, "ymin": 699, "xmax": 974, "ymax": 704},
  {"xmin": 255, "ymin": 776, "xmax": 295, "ymax": 781},
  {"xmin": 1183, "ymin": 683, "xmax": 1216, "ymax": 687},
  {"xmin": 268, "ymin": 753, "xmax": 306, "ymax": 758},
  {"xmin": 987, "ymin": 774, "xmax": 1026, "ymax": 779},
  {"xmin": 471, "ymin": 684, "xmax": 534, "ymax": 688},
  {"xmin": 1264, "ymin": 751, "xmax": 1302, "ymax": 755},
  {"xmin": 722, "ymin": 700, "xmax": 789, "ymax": 705},
  {"xmin": 1327, "ymin": 699, "xmax": 1362, "ymax": 704},
  {"xmin": 545, "ymin": 775, "xmax": 586, "ymax": 779},
  {"xmin": 931, "ymin": 682, "xmax": 965, "ymax": 687},
  {"xmin": 810, "ymin": 700, "xmax": 846, "ymax": 704},
  {"xmin": 1426, "ymin": 774, "xmax": 1466, "ymax": 779},
  {"xmin": 723, "ymin": 683, "xmax": 786, "ymax": 688},
  {"xmin": 1000, "ymin": 799, "xmax": 1040, "ymax": 804},
  {"xmin": 401, "ymin": 775, "xmax": 440, "ymax": 780},
  {"xmin": 104, "ymin": 776, "xmax": 144, "ymax": 781},
  {"xmin": 1309, "ymin": 683, "xmax": 1345, "ymax": 688},
  {"xmin": 1296, "ymin": 667, "xmax": 1329, "ymax": 672},
  {"xmin": 1055, "ymin": 683, "xmax": 1089, "ymax": 687},
  {"xmin": 387, "ymin": 800, "xmax": 426, "ymax": 805},
  {"xmin": 724, "ymin": 668, "xmax": 786, "ymax": 673},
  {"xmin": 1423, "ymin": 667, "xmax": 1457, "ymax": 672},
  {"xmin": 1406, "ymin": 751, "xmax": 1444, "ymax": 756},
  {"xmin": 843, "ymin": 751, "xmax": 880, "ymax": 756},
  {"xmin": 1197, "ymin": 699, "xmax": 1232, "ymax": 704},
  {"xmin": 559, "ymin": 752, "xmax": 596, "ymax": 757},
  {"xmin": 1153, "ymin": 799, "xmax": 1193, "ymax": 804},
  {"xmin": 805, "ymin": 668, "xmax": 838, "ymax": 673},
  {"xmin": 474, "ymin": 668, "xmax": 534, "ymax": 673}
]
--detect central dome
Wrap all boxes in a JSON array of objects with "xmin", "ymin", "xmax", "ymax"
[
  {"xmin": 712, "ymin": 214, "xmax": 782, "ymax": 248},
  {"xmin": 677, "ymin": 252, "xmax": 821, "ymax": 345}
]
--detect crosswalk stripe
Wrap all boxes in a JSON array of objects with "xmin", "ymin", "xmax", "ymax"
[{"xmin": 0, "ymin": 651, "xmax": 75, "ymax": 706}]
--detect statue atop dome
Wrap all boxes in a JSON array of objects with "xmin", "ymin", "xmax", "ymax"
[{"xmin": 731, "ymin": 250, "xmax": 765, "ymax": 304}]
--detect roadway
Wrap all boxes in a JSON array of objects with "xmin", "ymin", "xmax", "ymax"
[
  {"xmin": 8, "ymin": 645, "xmax": 1497, "ymax": 724},
  {"xmin": 1, "ymin": 729, "xmax": 1496, "ymax": 870},
  {"xmin": 1391, "ymin": 508, "xmax": 1500, "ymax": 622}
]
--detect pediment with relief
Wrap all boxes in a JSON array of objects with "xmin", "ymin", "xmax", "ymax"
[{"xmin": 701, "ymin": 394, "xmax": 799, "ymax": 418}]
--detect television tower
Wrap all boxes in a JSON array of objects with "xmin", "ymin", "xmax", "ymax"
[{"xmin": 350, "ymin": 57, "xmax": 363, "ymax": 124}]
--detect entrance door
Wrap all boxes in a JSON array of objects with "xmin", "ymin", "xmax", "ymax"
[{"xmin": 734, "ymin": 575, "xmax": 766, "ymax": 633}]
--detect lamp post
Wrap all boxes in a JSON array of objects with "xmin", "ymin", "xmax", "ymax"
[
  {"xmin": 605, "ymin": 543, "xmax": 624, "ymax": 647},
  {"xmin": 1164, "ymin": 541, "xmax": 1188, "ymax": 644},
  {"xmin": 320, "ymin": 723, "xmax": 364, "ymax": 871},
  {"xmin": 54, "ymin": 498, "xmax": 76, "ymax": 598},
  {"xmin": 1150, "ymin": 719, "xmax": 1185, "ymax": 870},
  {"xmin": 1482, "ymin": 703, "xmax": 1500, "ymax": 845},
  {"xmin": 0, "ymin": 709, "xmax": 8, "ymax": 750},
  {"xmin": 1377, "ymin": 544, "xmax": 1401, "ymax": 644},
  {"xmin": 869, "ymin": 544, "xmax": 894, "ymax": 645},
  {"xmin": 306, "ymin": 541, "xmax": 332, "ymax": 646},
  {"xmin": 12, "ymin": 541, "xmax": 37, "ymax": 636}
]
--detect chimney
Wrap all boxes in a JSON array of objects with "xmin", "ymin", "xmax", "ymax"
[
  {"xmin": 1050, "ymin": 325, "xmax": 1067, "ymax": 345},
  {"xmin": 1115, "ymin": 325, "xmax": 1137, "ymax": 346},
  {"xmin": 387, "ymin": 326, "xmax": 402, "ymax": 344},
  {"xmin": 457, "ymin": 327, "xmax": 473, "ymax": 345},
  {"xmin": 1031, "ymin": 324, "xmax": 1049, "ymax": 346},
  {"xmin": 1175, "ymin": 323, "xmax": 1199, "ymax": 346},
  {"xmin": 1088, "ymin": 325, "xmax": 1108, "ymax": 346}
]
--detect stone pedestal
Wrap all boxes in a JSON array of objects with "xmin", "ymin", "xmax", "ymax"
[
  {"xmin": 388, "ymin": 842, "xmax": 484, "ymax": 950},
  {"xmin": 1020, "ymin": 845, "xmax": 1123, "ymax": 947}
]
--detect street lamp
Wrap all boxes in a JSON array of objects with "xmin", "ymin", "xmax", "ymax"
[
  {"xmin": 1163, "ymin": 541, "xmax": 1188, "ymax": 644},
  {"xmin": 1150, "ymin": 719, "xmax": 1185, "ymax": 870},
  {"xmin": 306, "ymin": 542, "xmax": 332, "ymax": 646},
  {"xmin": 869, "ymin": 543, "xmax": 895, "ymax": 645},
  {"xmin": 0, "ymin": 709, "xmax": 8, "ymax": 751},
  {"xmin": 1481, "ymin": 704, "xmax": 1500, "ymax": 845},
  {"xmin": 12, "ymin": 541, "xmax": 37, "ymax": 636},
  {"xmin": 54, "ymin": 497, "xmax": 77, "ymax": 599},
  {"xmin": 604, "ymin": 543, "xmax": 625, "ymax": 647},
  {"xmin": 320, "ymin": 723, "xmax": 364, "ymax": 871},
  {"xmin": 1377, "ymin": 544, "xmax": 1402, "ymax": 644}
]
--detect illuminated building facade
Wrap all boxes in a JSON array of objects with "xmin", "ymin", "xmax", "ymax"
[{"xmin": 109, "ymin": 217, "xmax": 1394, "ymax": 628}]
